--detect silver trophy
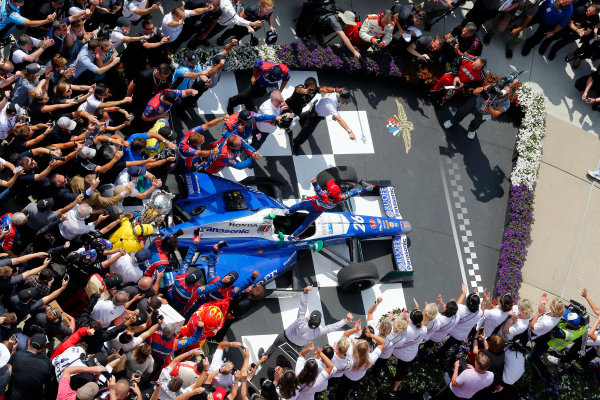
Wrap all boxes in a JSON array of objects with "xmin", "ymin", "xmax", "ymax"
[{"xmin": 140, "ymin": 190, "xmax": 175, "ymax": 225}]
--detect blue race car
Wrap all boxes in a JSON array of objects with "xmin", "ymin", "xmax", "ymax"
[{"xmin": 161, "ymin": 166, "xmax": 413, "ymax": 292}]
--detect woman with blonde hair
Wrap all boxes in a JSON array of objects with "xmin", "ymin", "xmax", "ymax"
[
  {"xmin": 414, "ymin": 299, "xmax": 440, "ymax": 341},
  {"xmin": 502, "ymin": 298, "xmax": 534, "ymax": 342},
  {"xmin": 126, "ymin": 342, "xmax": 154, "ymax": 379},
  {"xmin": 335, "ymin": 319, "xmax": 385, "ymax": 398},
  {"xmin": 529, "ymin": 294, "xmax": 566, "ymax": 365},
  {"xmin": 330, "ymin": 336, "xmax": 352, "ymax": 379}
]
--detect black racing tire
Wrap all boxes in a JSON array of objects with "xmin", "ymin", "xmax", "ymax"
[
  {"xmin": 316, "ymin": 166, "xmax": 358, "ymax": 190},
  {"xmin": 337, "ymin": 262, "xmax": 379, "ymax": 292}
]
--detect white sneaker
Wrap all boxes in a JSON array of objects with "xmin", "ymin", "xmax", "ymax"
[
  {"xmin": 467, "ymin": 131, "xmax": 477, "ymax": 140},
  {"xmin": 546, "ymin": 355, "xmax": 564, "ymax": 367},
  {"xmin": 587, "ymin": 170, "xmax": 600, "ymax": 181},
  {"xmin": 443, "ymin": 120, "xmax": 453, "ymax": 129}
]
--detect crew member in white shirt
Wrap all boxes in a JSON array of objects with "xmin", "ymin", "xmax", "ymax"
[
  {"xmin": 161, "ymin": 4, "xmax": 215, "ymax": 43},
  {"xmin": 335, "ymin": 320, "xmax": 385, "ymax": 398},
  {"xmin": 329, "ymin": 337, "xmax": 353, "ymax": 378},
  {"xmin": 436, "ymin": 283, "xmax": 483, "ymax": 357},
  {"xmin": 110, "ymin": 17, "xmax": 150, "ymax": 48},
  {"xmin": 425, "ymin": 298, "xmax": 460, "ymax": 346},
  {"xmin": 292, "ymin": 90, "xmax": 356, "ymax": 156},
  {"xmin": 200, "ymin": 0, "xmax": 263, "ymax": 43},
  {"xmin": 390, "ymin": 310, "xmax": 427, "ymax": 397},
  {"xmin": 501, "ymin": 298, "xmax": 534, "ymax": 342},
  {"xmin": 294, "ymin": 343, "xmax": 336, "ymax": 400},
  {"xmin": 122, "ymin": 0, "xmax": 159, "ymax": 23},
  {"xmin": 479, "ymin": 292, "xmax": 514, "ymax": 335},
  {"xmin": 0, "ymin": 102, "xmax": 26, "ymax": 140},
  {"xmin": 258, "ymin": 285, "xmax": 353, "ymax": 359},
  {"xmin": 105, "ymin": 322, "xmax": 159, "ymax": 353}
]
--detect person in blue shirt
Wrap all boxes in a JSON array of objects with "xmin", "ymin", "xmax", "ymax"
[
  {"xmin": 141, "ymin": 88, "xmax": 197, "ymax": 124},
  {"xmin": 222, "ymin": 109, "xmax": 287, "ymax": 142},
  {"xmin": 521, "ymin": 0, "xmax": 574, "ymax": 56},
  {"xmin": 0, "ymin": 0, "xmax": 56, "ymax": 41},
  {"xmin": 123, "ymin": 127, "xmax": 177, "ymax": 162},
  {"xmin": 172, "ymin": 50, "xmax": 208, "ymax": 91}
]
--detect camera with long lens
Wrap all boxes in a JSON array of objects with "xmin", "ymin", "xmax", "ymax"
[
  {"xmin": 480, "ymin": 71, "xmax": 520, "ymax": 100},
  {"xmin": 275, "ymin": 111, "xmax": 295, "ymax": 129}
]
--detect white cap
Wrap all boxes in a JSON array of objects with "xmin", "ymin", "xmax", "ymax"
[
  {"xmin": 78, "ymin": 147, "xmax": 96, "ymax": 159},
  {"xmin": 57, "ymin": 116, "xmax": 77, "ymax": 131}
]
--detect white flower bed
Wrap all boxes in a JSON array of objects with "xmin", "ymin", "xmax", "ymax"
[
  {"xmin": 172, "ymin": 44, "xmax": 276, "ymax": 69},
  {"xmin": 510, "ymin": 84, "xmax": 547, "ymax": 189}
]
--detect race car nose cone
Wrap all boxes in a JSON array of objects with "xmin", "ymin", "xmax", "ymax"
[{"xmin": 402, "ymin": 221, "xmax": 412, "ymax": 233}]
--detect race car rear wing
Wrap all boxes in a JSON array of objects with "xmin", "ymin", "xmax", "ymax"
[{"xmin": 379, "ymin": 186, "xmax": 413, "ymax": 282}]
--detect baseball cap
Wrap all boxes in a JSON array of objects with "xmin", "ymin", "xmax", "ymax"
[
  {"xmin": 116, "ymin": 17, "xmax": 131, "ymax": 27},
  {"xmin": 57, "ymin": 116, "xmax": 77, "ymax": 130},
  {"xmin": 104, "ymin": 273, "xmax": 123, "ymax": 289},
  {"xmin": 25, "ymin": 63, "xmax": 42, "ymax": 74},
  {"xmin": 18, "ymin": 287, "xmax": 37, "ymax": 303},
  {"xmin": 163, "ymin": 91, "xmax": 178, "ymax": 103},
  {"xmin": 158, "ymin": 126, "xmax": 175, "ymax": 141},
  {"xmin": 29, "ymin": 333, "xmax": 48, "ymax": 350},
  {"xmin": 308, "ymin": 310, "xmax": 322, "ymax": 329},
  {"xmin": 183, "ymin": 50, "xmax": 198, "ymax": 62},
  {"xmin": 76, "ymin": 382, "xmax": 100, "ymax": 400},
  {"xmin": 134, "ymin": 248, "xmax": 151, "ymax": 263},
  {"xmin": 267, "ymin": 64, "xmax": 283, "ymax": 80},
  {"xmin": 563, "ymin": 310, "xmax": 581, "ymax": 326},
  {"xmin": 185, "ymin": 270, "xmax": 203, "ymax": 286},
  {"xmin": 338, "ymin": 90, "xmax": 352, "ymax": 101},
  {"xmin": 37, "ymin": 197, "xmax": 54, "ymax": 212},
  {"xmin": 78, "ymin": 146, "xmax": 97, "ymax": 159},
  {"xmin": 5, "ymin": 102, "xmax": 17, "ymax": 115},
  {"xmin": 213, "ymin": 388, "xmax": 227, "ymax": 400},
  {"xmin": 127, "ymin": 165, "xmax": 146, "ymax": 177},
  {"xmin": 238, "ymin": 109, "xmax": 254, "ymax": 125},
  {"xmin": 223, "ymin": 271, "xmax": 238, "ymax": 287},
  {"xmin": 88, "ymin": 352, "xmax": 109, "ymax": 366},
  {"xmin": 265, "ymin": 30, "xmax": 278, "ymax": 45},
  {"xmin": 212, "ymin": 54, "xmax": 228, "ymax": 69}
]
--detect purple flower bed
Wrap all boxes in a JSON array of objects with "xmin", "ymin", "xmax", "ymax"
[
  {"xmin": 275, "ymin": 42, "xmax": 404, "ymax": 77},
  {"xmin": 496, "ymin": 183, "xmax": 534, "ymax": 300}
]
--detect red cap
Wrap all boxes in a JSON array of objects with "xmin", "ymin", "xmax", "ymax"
[
  {"xmin": 326, "ymin": 180, "xmax": 341, "ymax": 199},
  {"xmin": 213, "ymin": 388, "xmax": 227, "ymax": 400}
]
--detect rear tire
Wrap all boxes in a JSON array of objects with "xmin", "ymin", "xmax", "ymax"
[
  {"xmin": 316, "ymin": 166, "xmax": 358, "ymax": 190},
  {"xmin": 337, "ymin": 262, "xmax": 379, "ymax": 292}
]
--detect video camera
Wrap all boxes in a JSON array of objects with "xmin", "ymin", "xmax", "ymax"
[{"xmin": 480, "ymin": 71, "xmax": 523, "ymax": 100}]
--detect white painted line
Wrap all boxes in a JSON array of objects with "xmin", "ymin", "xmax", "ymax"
[{"xmin": 440, "ymin": 159, "xmax": 468, "ymax": 287}]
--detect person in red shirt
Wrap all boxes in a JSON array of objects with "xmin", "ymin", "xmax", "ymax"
[{"xmin": 430, "ymin": 54, "xmax": 487, "ymax": 105}]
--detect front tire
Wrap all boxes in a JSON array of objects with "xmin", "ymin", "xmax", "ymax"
[{"xmin": 337, "ymin": 262, "xmax": 379, "ymax": 292}]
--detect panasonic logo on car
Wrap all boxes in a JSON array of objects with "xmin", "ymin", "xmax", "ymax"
[
  {"xmin": 204, "ymin": 227, "xmax": 250, "ymax": 234},
  {"xmin": 186, "ymin": 176, "xmax": 195, "ymax": 195}
]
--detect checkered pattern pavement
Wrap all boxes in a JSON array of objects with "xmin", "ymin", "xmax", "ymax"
[{"xmin": 445, "ymin": 158, "xmax": 483, "ymax": 294}]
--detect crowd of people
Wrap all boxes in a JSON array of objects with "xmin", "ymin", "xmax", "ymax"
[{"xmin": 0, "ymin": 0, "xmax": 594, "ymax": 399}]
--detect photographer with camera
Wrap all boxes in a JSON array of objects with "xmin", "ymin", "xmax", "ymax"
[{"xmin": 443, "ymin": 79, "xmax": 514, "ymax": 140}]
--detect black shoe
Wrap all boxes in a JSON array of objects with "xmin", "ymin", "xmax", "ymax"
[
  {"xmin": 483, "ymin": 34, "xmax": 491, "ymax": 46},
  {"xmin": 548, "ymin": 51, "xmax": 557, "ymax": 61},
  {"xmin": 215, "ymin": 241, "xmax": 228, "ymax": 251},
  {"xmin": 257, "ymin": 347, "xmax": 265, "ymax": 360},
  {"xmin": 292, "ymin": 145, "xmax": 300, "ymax": 156},
  {"xmin": 506, "ymin": 47, "xmax": 514, "ymax": 59},
  {"xmin": 538, "ymin": 45, "xmax": 548, "ymax": 55},
  {"xmin": 521, "ymin": 46, "xmax": 531, "ymax": 56}
]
